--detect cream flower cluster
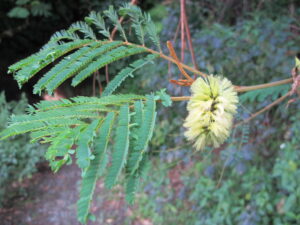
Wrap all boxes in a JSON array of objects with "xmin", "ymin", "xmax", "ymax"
[{"xmin": 184, "ymin": 75, "xmax": 238, "ymax": 150}]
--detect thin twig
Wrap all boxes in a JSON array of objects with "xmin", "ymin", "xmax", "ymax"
[
  {"xmin": 110, "ymin": 0, "xmax": 138, "ymax": 40},
  {"xmin": 168, "ymin": 22, "xmax": 181, "ymax": 80},
  {"xmin": 105, "ymin": 65, "xmax": 109, "ymax": 84},
  {"xmin": 235, "ymin": 78, "xmax": 293, "ymax": 92},
  {"xmin": 234, "ymin": 91, "xmax": 290, "ymax": 127},
  {"xmin": 123, "ymin": 41, "xmax": 208, "ymax": 77},
  {"xmin": 95, "ymin": 70, "xmax": 103, "ymax": 96},
  {"xmin": 180, "ymin": 0, "xmax": 186, "ymax": 63},
  {"xmin": 183, "ymin": 5, "xmax": 199, "ymax": 75},
  {"xmin": 92, "ymin": 40, "xmax": 292, "ymax": 94},
  {"xmin": 92, "ymin": 72, "xmax": 96, "ymax": 96}
]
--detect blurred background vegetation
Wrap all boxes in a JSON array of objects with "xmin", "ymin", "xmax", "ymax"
[{"xmin": 1, "ymin": 0, "xmax": 300, "ymax": 224}]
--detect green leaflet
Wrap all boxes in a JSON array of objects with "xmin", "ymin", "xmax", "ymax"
[
  {"xmin": 69, "ymin": 21, "xmax": 97, "ymax": 40},
  {"xmin": 125, "ymin": 100, "xmax": 144, "ymax": 204},
  {"xmin": 12, "ymin": 107, "xmax": 99, "ymax": 123},
  {"xmin": 76, "ymin": 119, "xmax": 102, "ymax": 170},
  {"xmin": 0, "ymin": 117, "xmax": 85, "ymax": 140},
  {"xmin": 125, "ymin": 153, "xmax": 151, "ymax": 204},
  {"xmin": 0, "ymin": 95, "xmax": 145, "ymax": 140},
  {"xmin": 239, "ymin": 84, "xmax": 290, "ymax": 103},
  {"xmin": 85, "ymin": 11, "xmax": 110, "ymax": 38},
  {"xmin": 33, "ymin": 94, "xmax": 145, "ymax": 112},
  {"xmin": 105, "ymin": 104, "xmax": 130, "ymax": 189},
  {"xmin": 77, "ymin": 112, "xmax": 115, "ymax": 224},
  {"xmin": 102, "ymin": 54, "xmax": 158, "ymax": 96},
  {"xmin": 124, "ymin": 96, "xmax": 156, "ymax": 204},
  {"xmin": 30, "ymin": 126, "xmax": 67, "ymax": 143},
  {"xmin": 104, "ymin": 6, "xmax": 127, "ymax": 42},
  {"xmin": 128, "ymin": 95, "xmax": 156, "ymax": 175},
  {"xmin": 71, "ymin": 45, "xmax": 146, "ymax": 87},
  {"xmin": 125, "ymin": 173, "xmax": 139, "ymax": 204},
  {"xmin": 45, "ymin": 127, "xmax": 81, "ymax": 171},
  {"xmin": 33, "ymin": 41, "xmax": 122, "ymax": 94},
  {"xmin": 126, "ymin": 100, "xmax": 144, "ymax": 174},
  {"xmin": 145, "ymin": 15, "xmax": 161, "ymax": 51},
  {"xmin": 119, "ymin": 4, "xmax": 148, "ymax": 45},
  {"xmin": 50, "ymin": 29, "xmax": 80, "ymax": 42},
  {"xmin": 155, "ymin": 88, "xmax": 173, "ymax": 107},
  {"xmin": 33, "ymin": 41, "xmax": 101, "ymax": 94},
  {"xmin": 13, "ymin": 39, "xmax": 92, "ymax": 86}
]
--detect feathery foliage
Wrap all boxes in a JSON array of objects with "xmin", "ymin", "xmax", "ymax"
[
  {"xmin": 105, "ymin": 104, "xmax": 130, "ymax": 189},
  {"xmin": 127, "ymin": 95, "xmax": 157, "ymax": 175},
  {"xmin": 0, "ymin": 93, "xmax": 160, "ymax": 223},
  {"xmin": 2, "ymin": 4, "xmax": 169, "ymax": 224},
  {"xmin": 85, "ymin": 11, "xmax": 110, "ymax": 38},
  {"xmin": 69, "ymin": 21, "xmax": 97, "ymax": 40},
  {"xmin": 102, "ymin": 54, "xmax": 158, "ymax": 96},
  {"xmin": 239, "ymin": 84, "xmax": 290, "ymax": 103},
  {"xmin": 7, "ymin": 4, "xmax": 162, "ymax": 95},
  {"xmin": 104, "ymin": 6, "xmax": 128, "ymax": 42},
  {"xmin": 77, "ymin": 112, "xmax": 115, "ymax": 224}
]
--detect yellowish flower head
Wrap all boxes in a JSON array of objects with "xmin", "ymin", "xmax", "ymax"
[{"xmin": 184, "ymin": 75, "xmax": 238, "ymax": 150}]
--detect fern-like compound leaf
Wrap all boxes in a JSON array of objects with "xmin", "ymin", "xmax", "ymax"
[
  {"xmin": 77, "ymin": 112, "xmax": 115, "ymax": 224},
  {"xmin": 125, "ymin": 173, "xmax": 139, "ymax": 204},
  {"xmin": 105, "ymin": 104, "xmax": 130, "ymax": 189},
  {"xmin": 104, "ymin": 6, "xmax": 127, "ymax": 42},
  {"xmin": 71, "ymin": 45, "xmax": 146, "ymax": 87},
  {"xmin": 50, "ymin": 29, "xmax": 80, "ymax": 42},
  {"xmin": 33, "ymin": 41, "xmax": 122, "ymax": 94},
  {"xmin": 12, "ymin": 40, "xmax": 92, "ymax": 87},
  {"xmin": 33, "ymin": 41, "xmax": 100, "ymax": 94},
  {"xmin": 128, "ymin": 95, "xmax": 156, "ymax": 175},
  {"xmin": 76, "ymin": 119, "xmax": 102, "ymax": 170},
  {"xmin": 239, "ymin": 84, "xmax": 290, "ymax": 103},
  {"xmin": 30, "ymin": 126, "xmax": 67, "ymax": 143},
  {"xmin": 85, "ymin": 11, "xmax": 110, "ymax": 38},
  {"xmin": 120, "ymin": 4, "xmax": 146, "ymax": 45},
  {"xmin": 69, "ymin": 21, "xmax": 97, "ymax": 40},
  {"xmin": 125, "ymin": 153, "xmax": 151, "ymax": 204},
  {"xmin": 102, "ymin": 54, "xmax": 157, "ymax": 96},
  {"xmin": 125, "ymin": 98, "xmax": 143, "ymax": 204},
  {"xmin": 0, "ymin": 94, "xmax": 144, "ymax": 140},
  {"xmin": 126, "ymin": 100, "xmax": 144, "ymax": 174},
  {"xmin": 46, "ymin": 127, "xmax": 82, "ymax": 171},
  {"xmin": 145, "ymin": 14, "xmax": 161, "ymax": 52},
  {"xmin": 33, "ymin": 94, "xmax": 145, "ymax": 112}
]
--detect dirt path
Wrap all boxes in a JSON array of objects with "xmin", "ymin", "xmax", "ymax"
[{"xmin": 0, "ymin": 164, "xmax": 129, "ymax": 225}]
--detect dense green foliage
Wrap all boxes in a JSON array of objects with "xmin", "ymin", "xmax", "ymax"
[{"xmin": 0, "ymin": 92, "xmax": 45, "ymax": 205}]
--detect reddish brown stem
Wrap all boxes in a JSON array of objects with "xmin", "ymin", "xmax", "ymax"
[
  {"xmin": 183, "ymin": 7, "xmax": 199, "ymax": 77},
  {"xmin": 167, "ymin": 41, "xmax": 194, "ymax": 82},
  {"xmin": 180, "ymin": 0, "xmax": 186, "ymax": 63},
  {"xmin": 110, "ymin": 0, "xmax": 138, "ymax": 40}
]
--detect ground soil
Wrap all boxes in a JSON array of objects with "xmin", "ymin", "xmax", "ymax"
[{"xmin": 0, "ymin": 163, "xmax": 130, "ymax": 225}]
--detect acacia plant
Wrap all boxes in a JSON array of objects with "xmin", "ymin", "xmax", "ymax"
[{"xmin": 1, "ymin": 4, "xmax": 299, "ymax": 224}]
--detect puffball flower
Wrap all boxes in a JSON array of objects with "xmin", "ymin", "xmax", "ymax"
[{"xmin": 184, "ymin": 75, "xmax": 238, "ymax": 150}]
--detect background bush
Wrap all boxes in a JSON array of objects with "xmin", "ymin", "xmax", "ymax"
[
  {"xmin": 105, "ymin": 2, "xmax": 300, "ymax": 225},
  {"xmin": 0, "ymin": 92, "xmax": 45, "ymax": 205}
]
